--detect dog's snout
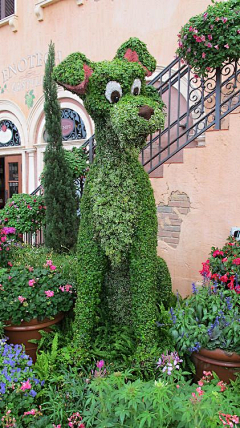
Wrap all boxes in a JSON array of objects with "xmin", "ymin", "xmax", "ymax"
[{"xmin": 138, "ymin": 105, "xmax": 154, "ymax": 121}]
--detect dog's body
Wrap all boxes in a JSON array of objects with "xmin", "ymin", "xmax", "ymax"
[{"xmin": 53, "ymin": 38, "xmax": 166, "ymax": 351}]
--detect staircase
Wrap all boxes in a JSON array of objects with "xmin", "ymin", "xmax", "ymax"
[{"xmin": 82, "ymin": 57, "xmax": 240, "ymax": 177}]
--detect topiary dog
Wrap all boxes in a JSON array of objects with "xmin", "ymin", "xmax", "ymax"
[{"xmin": 53, "ymin": 38, "xmax": 171, "ymax": 352}]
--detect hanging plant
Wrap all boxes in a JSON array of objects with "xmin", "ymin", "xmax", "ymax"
[{"xmin": 176, "ymin": 0, "xmax": 240, "ymax": 76}]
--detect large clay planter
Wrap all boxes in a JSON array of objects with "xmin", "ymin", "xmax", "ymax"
[
  {"xmin": 192, "ymin": 348, "xmax": 240, "ymax": 383},
  {"xmin": 4, "ymin": 312, "xmax": 64, "ymax": 362}
]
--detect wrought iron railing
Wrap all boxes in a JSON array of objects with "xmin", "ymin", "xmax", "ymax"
[
  {"xmin": 82, "ymin": 57, "xmax": 240, "ymax": 174},
  {"xmin": 24, "ymin": 185, "xmax": 45, "ymax": 246}
]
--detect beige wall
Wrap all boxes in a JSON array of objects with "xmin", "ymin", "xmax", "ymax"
[{"xmin": 152, "ymin": 112, "xmax": 240, "ymax": 297}]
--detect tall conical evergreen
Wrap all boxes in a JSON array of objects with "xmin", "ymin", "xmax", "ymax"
[{"xmin": 43, "ymin": 41, "xmax": 78, "ymax": 251}]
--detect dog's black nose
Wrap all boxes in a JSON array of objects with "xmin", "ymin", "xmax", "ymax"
[{"xmin": 138, "ymin": 105, "xmax": 154, "ymax": 121}]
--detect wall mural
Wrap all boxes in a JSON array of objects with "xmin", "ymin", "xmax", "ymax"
[{"xmin": 25, "ymin": 90, "xmax": 35, "ymax": 109}]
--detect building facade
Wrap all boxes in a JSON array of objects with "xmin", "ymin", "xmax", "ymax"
[{"xmin": 0, "ymin": 0, "xmax": 239, "ymax": 296}]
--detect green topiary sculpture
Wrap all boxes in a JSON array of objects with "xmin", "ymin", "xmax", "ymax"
[{"xmin": 53, "ymin": 37, "xmax": 171, "ymax": 352}]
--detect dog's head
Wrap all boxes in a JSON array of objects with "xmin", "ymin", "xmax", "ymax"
[{"xmin": 53, "ymin": 38, "xmax": 165, "ymax": 149}]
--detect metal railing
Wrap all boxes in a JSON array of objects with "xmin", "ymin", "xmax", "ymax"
[
  {"xmin": 83, "ymin": 57, "xmax": 240, "ymax": 174},
  {"xmin": 23, "ymin": 185, "xmax": 45, "ymax": 246}
]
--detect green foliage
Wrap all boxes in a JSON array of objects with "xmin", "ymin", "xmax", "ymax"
[
  {"xmin": 0, "ymin": 193, "xmax": 46, "ymax": 233},
  {"xmin": 11, "ymin": 245, "xmax": 79, "ymax": 285},
  {"xmin": 0, "ymin": 260, "xmax": 75, "ymax": 324},
  {"xmin": 53, "ymin": 51, "xmax": 92, "ymax": 87},
  {"xmin": 82, "ymin": 369, "xmax": 240, "ymax": 427},
  {"xmin": 169, "ymin": 283, "xmax": 240, "ymax": 355},
  {"xmin": 43, "ymin": 41, "xmax": 78, "ymax": 251},
  {"xmin": 157, "ymin": 257, "xmax": 173, "ymax": 309},
  {"xmin": 176, "ymin": 0, "xmax": 240, "ymax": 76},
  {"xmin": 200, "ymin": 235, "xmax": 240, "ymax": 293},
  {"xmin": 54, "ymin": 38, "xmax": 171, "ymax": 353}
]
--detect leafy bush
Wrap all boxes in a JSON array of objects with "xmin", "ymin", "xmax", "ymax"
[
  {"xmin": 200, "ymin": 236, "xmax": 240, "ymax": 293},
  {"xmin": 0, "ymin": 226, "xmax": 17, "ymax": 267},
  {"xmin": 0, "ymin": 194, "xmax": 46, "ymax": 234},
  {"xmin": 82, "ymin": 365, "xmax": 239, "ymax": 427},
  {"xmin": 169, "ymin": 282, "xmax": 240, "ymax": 354},
  {"xmin": 176, "ymin": 0, "xmax": 240, "ymax": 75},
  {"xmin": 11, "ymin": 245, "xmax": 78, "ymax": 286},
  {"xmin": 0, "ymin": 259, "xmax": 76, "ymax": 324},
  {"xmin": 0, "ymin": 338, "xmax": 44, "ymax": 427}
]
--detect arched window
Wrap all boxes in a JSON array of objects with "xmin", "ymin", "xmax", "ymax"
[
  {"xmin": 61, "ymin": 108, "xmax": 86, "ymax": 140},
  {"xmin": 0, "ymin": 120, "xmax": 21, "ymax": 147}
]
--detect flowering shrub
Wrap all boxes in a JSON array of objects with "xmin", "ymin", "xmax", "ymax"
[
  {"xmin": 0, "ymin": 338, "xmax": 44, "ymax": 427},
  {"xmin": 81, "ymin": 365, "xmax": 239, "ymax": 427},
  {"xmin": 0, "ymin": 259, "xmax": 75, "ymax": 324},
  {"xmin": 200, "ymin": 236, "xmax": 240, "ymax": 293},
  {"xmin": 169, "ymin": 282, "xmax": 240, "ymax": 354},
  {"xmin": 176, "ymin": 0, "xmax": 240, "ymax": 75},
  {"xmin": 0, "ymin": 193, "xmax": 46, "ymax": 234},
  {"xmin": 0, "ymin": 226, "xmax": 16, "ymax": 268}
]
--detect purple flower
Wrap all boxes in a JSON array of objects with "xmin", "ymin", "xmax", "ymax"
[
  {"xmin": 29, "ymin": 389, "xmax": 37, "ymax": 397},
  {"xmin": 192, "ymin": 283, "xmax": 198, "ymax": 294},
  {"xmin": 170, "ymin": 307, "xmax": 177, "ymax": 324},
  {"xmin": 96, "ymin": 360, "xmax": 105, "ymax": 369}
]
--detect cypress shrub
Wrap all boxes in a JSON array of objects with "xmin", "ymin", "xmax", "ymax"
[{"xmin": 43, "ymin": 41, "xmax": 78, "ymax": 251}]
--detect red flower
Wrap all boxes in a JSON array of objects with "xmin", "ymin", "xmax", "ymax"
[
  {"xmin": 212, "ymin": 250, "xmax": 224, "ymax": 258},
  {"xmin": 233, "ymin": 258, "xmax": 240, "ymax": 265},
  {"xmin": 220, "ymin": 274, "xmax": 228, "ymax": 283}
]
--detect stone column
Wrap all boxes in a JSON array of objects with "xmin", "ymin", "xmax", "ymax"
[{"xmin": 26, "ymin": 149, "xmax": 36, "ymax": 194}]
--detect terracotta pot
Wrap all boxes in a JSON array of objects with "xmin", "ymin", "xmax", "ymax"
[
  {"xmin": 4, "ymin": 312, "xmax": 64, "ymax": 362},
  {"xmin": 192, "ymin": 348, "xmax": 240, "ymax": 383}
]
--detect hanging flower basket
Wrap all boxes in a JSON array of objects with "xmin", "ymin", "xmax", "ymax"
[{"xmin": 176, "ymin": 0, "xmax": 240, "ymax": 76}]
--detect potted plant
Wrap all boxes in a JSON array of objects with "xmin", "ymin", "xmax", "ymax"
[
  {"xmin": 0, "ymin": 259, "xmax": 75, "ymax": 361},
  {"xmin": 169, "ymin": 278, "xmax": 240, "ymax": 382},
  {"xmin": 176, "ymin": 0, "xmax": 240, "ymax": 76}
]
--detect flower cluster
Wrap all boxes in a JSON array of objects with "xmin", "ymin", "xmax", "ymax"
[
  {"xmin": 0, "ymin": 193, "xmax": 46, "ymax": 234},
  {"xmin": 156, "ymin": 351, "xmax": 183, "ymax": 376},
  {"xmin": 68, "ymin": 412, "xmax": 85, "ymax": 428},
  {"xmin": 170, "ymin": 281, "xmax": 240, "ymax": 354},
  {"xmin": 91, "ymin": 360, "xmax": 107, "ymax": 378},
  {"xmin": 0, "ymin": 260, "xmax": 76, "ymax": 324},
  {"xmin": 176, "ymin": 0, "xmax": 240, "ymax": 75},
  {"xmin": 200, "ymin": 237, "xmax": 240, "ymax": 293},
  {"xmin": 0, "ymin": 338, "xmax": 44, "ymax": 426},
  {"xmin": 219, "ymin": 412, "xmax": 239, "ymax": 427},
  {"xmin": 0, "ymin": 226, "xmax": 16, "ymax": 268}
]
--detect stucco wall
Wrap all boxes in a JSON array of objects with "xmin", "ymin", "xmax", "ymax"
[{"xmin": 152, "ymin": 112, "xmax": 240, "ymax": 297}]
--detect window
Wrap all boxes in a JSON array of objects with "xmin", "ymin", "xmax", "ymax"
[
  {"xmin": 0, "ymin": 0, "xmax": 15, "ymax": 20},
  {"xmin": 0, "ymin": 120, "xmax": 21, "ymax": 147}
]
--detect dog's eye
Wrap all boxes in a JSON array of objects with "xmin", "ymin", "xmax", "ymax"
[
  {"xmin": 105, "ymin": 81, "xmax": 122, "ymax": 104},
  {"xmin": 131, "ymin": 79, "xmax": 141, "ymax": 96}
]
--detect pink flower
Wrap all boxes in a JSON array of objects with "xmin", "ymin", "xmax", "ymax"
[
  {"xmin": 65, "ymin": 284, "xmax": 72, "ymax": 293},
  {"xmin": 202, "ymin": 52, "xmax": 206, "ymax": 58},
  {"xmin": 224, "ymin": 44, "xmax": 229, "ymax": 49},
  {"xmin": 214, "ymin": 45, "xmax": 219, "ymax": 50},
  {"xmin": 207, "ymin": 43, "xmax": 212, "ymax": 48},
  {"xmin": 28, "ymin": 279, "xmax": 36, "ymax": 287},
  {"xmin": 232, "ymin": 416, "xmax": 239, "ymax": 424},
  {"xmin": 208, "ymin": 34, "xmax": 212, "ymax": 40},
  {"xmin": 215, "ymin": 17, "xmax": 220, "ymax": 22},
  {"xmin": 222, "ymin": 17, "xmax": 228, "ymax": 23},
  {"xmin": 237, "ymin": 30, "xmax": 240, "ymax": 34},
  {"xmin": 203, "ymin": 12, "xmax": 208, "ymax": 20},
  {"xmin": 45, "ymin": 290, "xmax": 54, "ymax": 297},
  {"xmin": 59, "ymin": 286, "xmax": 65, "ymax": 292},
  {"xmin": 178, "ymin": 41, "xmax": 183, "ymax": 48},
  {"xmin": 20, "ymin": 380, "xmax": 32, "ymax": 391},
  {"xmin": 50, "ymin": 265, "xmax": 56, "ymax": 271},
  {"xmin": 8, "ymin": 262, "xmax": 13, "ymax": 267},
  {"xmin": 28, "ymin": 266, "xmax": 34, "ymax": 272},
  {"xmin": 212, "ymin": 250, "xmax": 224, "ymax": 257},
  {"xmin": 27, "ymin": 205, "xmax": 32, "ymax": 210},
  {"xmin": 217, "ymin": 381, "xmax": 226, "ymax": 392},
  {"xmin": 206, "ymin": 67, "xmax": 211, "ymax": 72},
  {"xmin": 210, "ymin": 25, "xmax": 214, "ymax": 30},
  {"xmin": 1, "ymin": 236, "xmax": 6, "ymax": 242},
  {"xmin": 176, "ymin": 384, "xmax": 180, "ymax": 388},
  {"xmin": 196, "ymin": 36, "xmax": 203, "ymax": 43},
  {"xmin": 23, "ymin": 409, "xmax": 36, "ymax": 416},
  {"xmin": 198, "ymin": 380, "xmax": 204, "ymax": 386},
  {"xmin": 220, "ymin": 274, "xmax": 228, "ymax": 283},
  {"xmin": 191, "ymin": 392, "xmax": 196, "ymax": 398},
  {"xmin": 189, "ymin": 26, "xmax": 194, "ymax": 32},
  {"xmin": 96, "ymin": 360, "xmax": 105, "ymax": 369},
  {"xmin": 53, "ymin": 425, "xmax": 61, "ymax": 428},
  {"xmin": 46, "ymin": 259, "xmax": 53, "ymax": 266},
  {"xmin": 196, "ymin": 387, "xmax": 204, "ymax": 396},
  {"xmin": 232, "ymin": 258, "xmax": 240, "ymax": 265},
  {"xmin": 18, "ymin": 296, "xmax": 26, "ymax": 304}
]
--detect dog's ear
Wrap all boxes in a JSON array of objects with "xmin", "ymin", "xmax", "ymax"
[
  {"xmin": 52, "ymin": 52, "xmax": 94, "ymax": 96},
  {"xmin": 115, "ymin": 38, "xmax": 156, "ymax": 77}
]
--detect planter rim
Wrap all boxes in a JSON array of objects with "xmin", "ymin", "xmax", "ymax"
[
  {"xmin": 4, "ymin": 312, "xmax": 64, "ymax": 331},
  {"xmin": 193, "ymin": 348, "xmax": 240, "ymax": 363}
]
